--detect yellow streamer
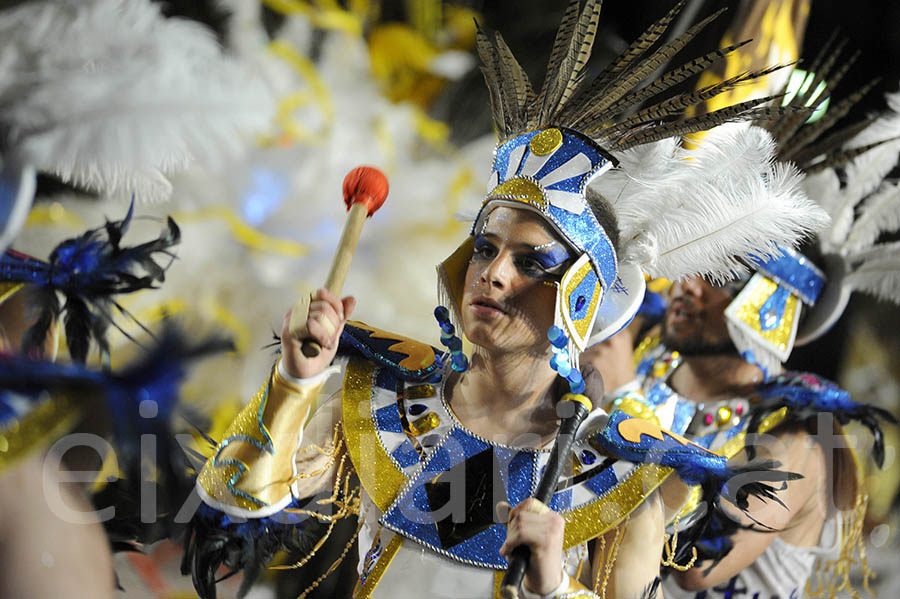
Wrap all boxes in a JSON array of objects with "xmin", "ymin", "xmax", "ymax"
[
  {"xmin": 261, "ymin": 0, "xmax": 363, "ymax": 35},
  {"xmin": 263, "ymin": 39, "xmax": 336, "ymax": 146},
  {"xmin": 172, "ymin": 205, "xmax": 308, "ymax": 257},
  {"xmin": 24, "ymin": 202, "xmax": 85, "ymax": 228}
]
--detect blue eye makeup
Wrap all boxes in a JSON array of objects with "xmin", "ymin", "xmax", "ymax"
[
  {"xmin": 529, "ymin": 245, "xmax": 571, "ymax": 270},
  {"xmin": 472, "ymin": 234, "xmax": 572, "ymax": 279}
]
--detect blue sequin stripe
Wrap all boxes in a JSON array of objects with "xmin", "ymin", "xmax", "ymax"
[
  {"xmin": 750, "ymin": 245, "xmax": 825, "ymax": 305},
  {"xmin": 211, "ymin": 366, "xmax": 277, "ymax": 507}
]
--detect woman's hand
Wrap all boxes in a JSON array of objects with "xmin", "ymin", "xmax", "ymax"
[
  {"xmin": 280, "ymin": 288, "xmax": 356, "ymax": 379},
  {"xmin": 499, "ymin": 498, "xmax": 565, "ymax": 596}
]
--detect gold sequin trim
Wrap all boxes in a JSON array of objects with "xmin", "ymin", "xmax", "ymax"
[
  {"xmin": 341, "ymin": 358, "xmax": 407, "ymax": 512},
  {"xmin": 562, "ymin": 464, "xmax": 671, "ymax": 550}
]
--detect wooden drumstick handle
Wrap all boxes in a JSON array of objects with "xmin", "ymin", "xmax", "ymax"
[
  {"xmin": 289, "ymin": 166, "xmax": 389, "ymax": 357},
  {"xmin": 289, "ymin": 202, "xmax": 368, "ymax": 356}
]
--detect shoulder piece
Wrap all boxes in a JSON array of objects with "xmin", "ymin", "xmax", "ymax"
[
  {"xmin": 750, "ymin": 370, "xmax": 897, "ymax": 468},
  {"xmin": 338, "ymin": 321, "xmax": 442, "ymax": 382},
  {"xmin": 756, "ymin": 370, "xmax": 850, "ymax": 407}
]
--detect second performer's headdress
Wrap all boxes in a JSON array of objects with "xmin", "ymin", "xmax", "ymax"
[
  {"xmin": 438, "ymin": 0, "xmax": 828, "ymax": 371},
  {"xmin": 722, "ymin": 46, "xmax": 900, "ymax": 375}
]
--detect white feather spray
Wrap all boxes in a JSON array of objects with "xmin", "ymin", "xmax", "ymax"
[{"xmin": 0, "ymin": 0, "xmax": 274, "ymax": 203}]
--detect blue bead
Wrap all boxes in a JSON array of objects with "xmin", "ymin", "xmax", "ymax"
[
  {"xmin": 580, "ymin": 450, "xmax": 596, "ymax": 465},
  {"xmin": 547, "ymin": 326, "xmax": 568, "ymax": 349},
  {"xmin": 570, "ymin": 379, "xmax": 585, "ymax": 394},
  {"xmin": 446, "ymin": 337, "xmax": 463, "ymax": 352},
  {"xmin": 557, "ymin": 362, "xmax": 572, "ymax": 377},
  {"xmin": 434, "ymin": 306, "xmax": 450, "ymax": 322},
  {"xmin": 567, "ymin": 369, "xmax": 583, "ymax": 384},
  {"xmin": 451, "ymin": 353, "xmax": 469, "ymax": 372},
  {"xmin": 408, "ymin": 403, "xmax": 427, "ymax": 416}
]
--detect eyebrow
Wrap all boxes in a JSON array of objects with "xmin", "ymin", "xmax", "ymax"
[{"xmin": 477, "ymin": 231, "xmax": 562, "ymax": 253}]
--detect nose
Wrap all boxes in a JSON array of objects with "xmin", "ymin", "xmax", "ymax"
[
  {"xmin": 480, "ymin": 251, "xmax": 513, "ymax": 290},
  {"xmin": 670, "ymin": 276, "xmax": 706, "ymax": 299}
]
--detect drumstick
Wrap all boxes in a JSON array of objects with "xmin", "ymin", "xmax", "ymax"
[
  {"xmin": 289, "ymin": 166, "xmax": 389, "ymax": 357},
  {"xmin": 500, "ymin": 393, "xmax": 593, "ymax": 599}
]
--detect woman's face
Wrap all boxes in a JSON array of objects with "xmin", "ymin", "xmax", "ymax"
[{"xmin": 461, "ymin": 206, "xmax": 573, "ymax": 355}]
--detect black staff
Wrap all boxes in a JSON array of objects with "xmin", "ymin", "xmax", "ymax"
[{"xmin": 500, "ymin": 393, "xmax": 593, "ymax": 599}]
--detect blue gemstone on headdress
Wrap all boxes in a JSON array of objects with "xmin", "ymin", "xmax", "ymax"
[
  {"xmin": 408, "ymin": 404, "xmax": 427, "ymax": 416},
  {"xmin": 580, "ymin": 450, "xmax": 596, "ymax": 465},
  {"xmin": 575, "ymin": 295, "xmax": 586, "ymax": 311}
]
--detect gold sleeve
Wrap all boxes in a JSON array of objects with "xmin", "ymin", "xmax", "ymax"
[{"xmin": 196, "ymin": 361, "xmax": 332, "ymax": 516}]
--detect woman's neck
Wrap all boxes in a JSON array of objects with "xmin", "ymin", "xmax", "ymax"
[
  {"xmin": 669, "ymin": 353, "xmax": 763, "ymax": 402},
  {"xmin": 446, "ymin": 346, "xmax": 561, "ymax": 446}
]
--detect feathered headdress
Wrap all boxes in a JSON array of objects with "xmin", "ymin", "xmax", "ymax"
[
  {"xmin": 0, "ymin": 0, "xmax": 274, "ymax": 250},
  {"xmin": 722, "ymin": 42, "xmax": 900, "ymax": 375},
  {"xmin": 440, "ymin": 0, "xmax": 827, "ymax": 363}
]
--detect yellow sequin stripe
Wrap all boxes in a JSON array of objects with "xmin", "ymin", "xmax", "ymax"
[
  {"xmin": 0, "ymin": 394, "xmax": 81, "ymax": 474},
  {"xmin": 341, "ymin": 358, "xmax": 407, "ymax": 512},
  {"xmin": 353, "ymin": 533, "xmax": 404, "ymax": 598},
  {"xmin": 632, "ymin": 334, "xmax": 661, "ymax": 367},
  {"xmin": 562, "ymin": 464, "xmax": 672, "ymax": 550}
]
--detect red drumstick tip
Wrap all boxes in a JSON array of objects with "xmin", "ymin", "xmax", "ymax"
[{"xmin": 343, "ymin": 166, "xmax": 389, "ymax": 216}]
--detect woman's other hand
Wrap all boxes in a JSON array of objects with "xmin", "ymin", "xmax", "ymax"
[
  {"xmin": 499, "ymin": 498, "xmax": 565, "ymax": 596},
  {"xmin": 281, "ymin": 288, "xmax": 356, "ymax": 379}
]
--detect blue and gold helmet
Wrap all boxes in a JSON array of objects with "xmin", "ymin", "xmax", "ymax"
[{"xmin": 438, "ymin": 126, "xmax": 646, "ymax": 355}]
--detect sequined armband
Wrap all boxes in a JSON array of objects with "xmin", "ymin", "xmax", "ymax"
[{"xmin": 196, "ymin": 360, "xmax": 336, "ymax": 518}]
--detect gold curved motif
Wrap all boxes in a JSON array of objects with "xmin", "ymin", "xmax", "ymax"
[{"xmin": 486, "ymin": 178, "xmax": 547, "ymax": 210}]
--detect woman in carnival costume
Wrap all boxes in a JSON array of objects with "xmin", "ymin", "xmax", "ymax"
[
  {"xmin": 184, "ymin": 3, "xmax": 832, "ymax": 598},
  {"xmin": 593, "ymin": 52, "xmax": 900, "ymax": 599}
]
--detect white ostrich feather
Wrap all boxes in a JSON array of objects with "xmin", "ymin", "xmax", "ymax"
[
  {"xmin": 845, "ymin": 239, "xmax": 900, "ymax": 268},
  {"xmin": 843, "ymin": 181, "xmax": 900, "ymax": 253},
  {"xmin": 626, "ymin": 161, "xmax": 828, "ymax": 283},
  {"xmin": 843, "ymin": 239, "xmax": 900, "ymax": 302},
  {"xmin": 0, "ymin": 0, "xmax": 274, "ymax": 203},
  {"xmin": 593, "ymin": 137, "xmax": 681, "ymax": 242},
  {"xmin": 802, "ymin": 167, "xmax": 842, "ymax": 220},
  {"xmin": 845, "ymin": 260, "xmax": 900, "ymax": 304},
  {"xmin": 827, "ymin": 108, "xmax": 900, "ymax": 247},
  {"xmin": 681, "ymin": 122, "xmax": 777, "ymax": 186}
]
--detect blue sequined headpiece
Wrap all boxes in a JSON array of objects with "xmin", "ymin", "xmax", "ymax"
[
  {"xmin": 750, "ymin": 245, "xmax": 825, "ymax": 306},
  {"xmin": 475, "ymin": 127, "xmax": 619, "ymax": 293}
]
